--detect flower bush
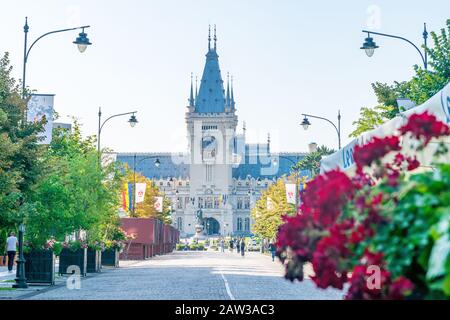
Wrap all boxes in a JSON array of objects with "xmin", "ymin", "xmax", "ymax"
[
  {"xmin": 62, "ymin": 240, "xmax": 88, "ymax": 252},
  {"xmin": 276, "ymin": 111, "xmax": 450, "ymax": 299}
]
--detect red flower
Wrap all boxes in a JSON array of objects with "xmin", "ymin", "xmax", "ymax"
[
  {"xmin": 388, "ymin": 277, "xmax": 414, "ymax": 299},
  {"xmin": 345, "ymin": 250, "xmax": 414, "ymax": 300},
  {"xmin": 387, "ymin": 170, "xmax": 400, "ymax": 187},
  {"xmin": 406, "ymin": 156, "xmax": 420, "ymax": 171},
  {"xmin": 399, "ymin": 111, "xmax": 450, "ymax": 146},
  {"xmin": 300, "ymin": 170, "xmax": 354, "ymax": 228},
  {"xmin": 353, "ymin": 136, "xmax": 401, "ymax": 169},
  {"xmin": 311, "ymin": 220, "xmax": 354, "ymax": 289}
]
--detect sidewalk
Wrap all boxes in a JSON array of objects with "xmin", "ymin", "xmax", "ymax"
[{"xmin": 0, "ymin": 266, "xmax": 15, "ymax": 281}]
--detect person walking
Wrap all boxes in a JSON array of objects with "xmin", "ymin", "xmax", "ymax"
[
  {"xmin": 236, "ymin": 238, "xmax": 240, "ymax": 254},
  {"xmin": 5, "ymin": 232, "xmax": 18, "ymax": 273},
  {"xmin": 268, "ymin": 242, "xmax": 276, "ymax": 262},
  {"xmin": 229, "ymin": 239, "xmax": 234, "ymax": 252},
  {"xmin": 240, "ymin": 239, "xmax": 245, "ymax": 257},
  {"xmin": 219, "ymin": 238, "xmax": 225, "ymax": 252}
]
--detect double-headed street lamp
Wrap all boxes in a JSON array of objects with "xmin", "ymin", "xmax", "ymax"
[
  {"xmin": 22, "ymin": 17, "xmax": 92, "ymax": 99},
  {"xmin": 301, "ymin": 110, "xmax": 342, "ymax": 150},
  {"xmin": 132, "ymin": 154, "xmax": 161, "ymax": 215},
  {"xmin": 360, "ymin": 23, "xmax": 428, "ymax": 70},
  {"xmin": 97, "ymin": 107, "xmax": 138, "ymax": 157}
]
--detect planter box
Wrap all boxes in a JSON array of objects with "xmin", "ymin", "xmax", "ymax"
[
  {"xmin": 101, "ymin": 248, "xmax": 119, "ymax": 267},
  {"xmin": 59, "ymin": 248, "xmax": 87, "ymax": 276},
  {"xmin": 24, "ymin": 250, "xmax": 55, "ymax": 285},
  {"xmin": 86, "ymin": 248, "xmax": 102, "ymax": 273}
]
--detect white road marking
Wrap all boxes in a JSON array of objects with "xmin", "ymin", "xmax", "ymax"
[{"xmin": 220, "ymin": 272, "xmax": 235, "ymax": 300}]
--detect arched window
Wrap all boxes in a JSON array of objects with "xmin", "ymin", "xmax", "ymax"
[{"xmin": 237, "ymin": 218, "xmax": 243, "ymax": 231}]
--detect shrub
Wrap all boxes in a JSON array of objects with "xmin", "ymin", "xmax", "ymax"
[{"xmin": 277, "ymin": 111, "xmax": 450, "ymax": 299}]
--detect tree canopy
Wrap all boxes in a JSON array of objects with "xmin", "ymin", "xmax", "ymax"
[
  {"xmin": 251, "ymin": 178, "xmax": 296, "ymax": 240},
  {"xmin": 350, "ymin": 19, "xmax": 450, "ymax": 138}
]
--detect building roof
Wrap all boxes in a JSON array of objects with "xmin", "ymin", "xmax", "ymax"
[
  {"xmin": 194, "ymin": 28, "xmax": 226, "ymax": 113},
  {"xmin": 116, "ymin": 151, "xmax": 308, "ymax": 180}
]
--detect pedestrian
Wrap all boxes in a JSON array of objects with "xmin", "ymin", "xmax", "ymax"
[
  {"xmin": 268, "ymin": 242, "xmax": 276, "ymax": 262},
  {"xmin": 5, "ymin": 232, "xmax": 18, "ymax": 273},
  {"xmin": 229, "ymin": 239, "xmax": 234, "ymax": 252},
  {"xmin": 220, "ymin": 238, "xmax": 224, "ymax": 252},
  {"xmin": 240, "ymin": 240, "xmax": 245, "ymax": 257},
  {"xmin": 236, "ymin": 238, "xmax": 240, "ymax": 254}
]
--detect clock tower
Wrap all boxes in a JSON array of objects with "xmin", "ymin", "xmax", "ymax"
[{"xmin": 184, "ymin": 26, "xmax": 238, "ymax": 236}]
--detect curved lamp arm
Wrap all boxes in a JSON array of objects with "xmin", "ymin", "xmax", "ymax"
[
  {"xmin": 137, "ymin": 155, "xmax": 160, "ymax": 166},
  {"xmin": 301, "ymin": 113, "xmax": 340, "ymax": 138},
  {"xmin": 26, "ymin": 25, "xmax": 90, "ymax": 62},
  {"xmin": 362, "ymin": 30, "xmax": 426, "ymax": 69},
  {"xmin": 99, "ymin": 111, "xmax": 137, "ymax": 134}
]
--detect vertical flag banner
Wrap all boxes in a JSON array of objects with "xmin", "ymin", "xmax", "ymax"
[
  {"xmin": 285, "ymin": 183, "xmax": 296, "ymax": 204},
  {"xmin": 135, "ymin": 183, "xmax": 147, "ymax": 203},
  {"xmin": 267, "ymin": 197, "xmax": 274, "ymax": 211},
  {"xmin": 122, "ymin": 183, "xmax": 129, "ymax": 211},
  {"xmin": 128, "ymin": 183, "xmax": 133, "ymax": 212},
  {"xmin": 27, "ymin": 94, "xmax": 55, "ymax": 144},
  {"xmin": 154, "ymin": 196, "xmax": 163, "ymax": 212}
]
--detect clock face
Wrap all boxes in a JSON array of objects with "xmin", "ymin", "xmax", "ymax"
[{"xmin": 202, "ymin": 136, "xmax": 217, "ymax": 159}]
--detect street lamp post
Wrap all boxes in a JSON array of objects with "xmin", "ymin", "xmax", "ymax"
[
  {"xmin": 13, "ymin": 224, "xmax": 28, "ymax": 289},
  {"xmin": 97, "ymin": 107, "xmax": 138, "ymax": 160},
  {"xmin": 360, "ymin": 23, "xmax": 428, "ymax": 70},
  {"xmin": 132, "ymin": 154, "xmax": 161, "ymax": 215},
  {"xmin": 22, "ymin": 17, "xmax": 92, "ymax": 100},
  {"xmin": 301, "ymin": 110, "xmax": 342, "ymax": 150}
]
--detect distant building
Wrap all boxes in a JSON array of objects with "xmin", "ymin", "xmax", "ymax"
[{"xmin": 116, "ymin": 28, "xmax": 308, "ymax": 237}]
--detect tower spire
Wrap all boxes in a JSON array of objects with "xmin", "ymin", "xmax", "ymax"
[
  {"xmin": 226, "ymin": 72, "xmax": 231, "ymax": 107},
  {"xmin": 214, "ymin": 24, "xmax": 217, "ymax": 51},
  {"xmin": 189, "ymin": 72, "xmax": 194, "ymax": 107},
  {"xmin": 195, "ymin": 75, "xmax": 198, "ymax": 101},
  {"xmin": 231, "ymin": 75, "xmax": 235, "ymax": 110},
  {"xmin": 208, "ymin": 25, "xmax": 211, "ymax": 51}
]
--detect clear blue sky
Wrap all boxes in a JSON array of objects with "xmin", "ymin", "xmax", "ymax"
[{"xmin": 1, "ymin": 0, "xmax": 449, "ymax": 153}]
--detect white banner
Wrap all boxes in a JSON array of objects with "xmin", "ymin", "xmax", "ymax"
[
  {"xmin": 135, "ymin": 183, "xmax": 147, "ymax": 203},
  {"xmin": 27, "ymin": 94, "xmax": 54, "ymax": 144},
  {"xmin": 154, "ymin": 196, "xmax": 163, "ymax": 212},
  {"xmin": 285, "ymin": 183, "xmax": 296, "ymax": 204}
]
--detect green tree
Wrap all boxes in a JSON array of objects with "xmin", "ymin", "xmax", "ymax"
[
  {"xmin": 25, "ymin": 123, "xmax": 123, "ymax": 247},
  {"xmin": 0, "ymin": 52, "xmax": 44, "ymax": 236},
  {"xmin": 251, "ymin": 178, "xmax": 295, "ymax": 241},
  {"xmin": 293, "ymin": 145, "xmax": 335, "ymax": 177},
  {"xmin": 350, "ymin": 20, "xmax": 450, "ymax": 138}
]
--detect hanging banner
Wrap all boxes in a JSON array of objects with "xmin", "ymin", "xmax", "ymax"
[
  {"xmin": 285, "ymin": 183, "xmax": 296, "ymax": 204},
  {"xmin": 267, "ymin": 197, "xmax": 274, "ymax": 211},
  {"xmin": 128, "ymin": 183, "xmax": 133, "ymax": 212},
  {"xmin": 154, "ymin": 196, "xmax": 163, "ymax": 212},
  {"xmin": 122, "ymin": 183, "xmax": 129, "ymax": 211},
  {"xmin": 135, "ymin": 183, "xmax": 147, "ymax": 203},
  {"xmin": 27, "ymin": 94, "xmax": 55, "ymax": 144}
]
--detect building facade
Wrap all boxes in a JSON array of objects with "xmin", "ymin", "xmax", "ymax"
[{"xmin": 117, "ymin": 29, "xmax": 308, "ymax": 237}]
